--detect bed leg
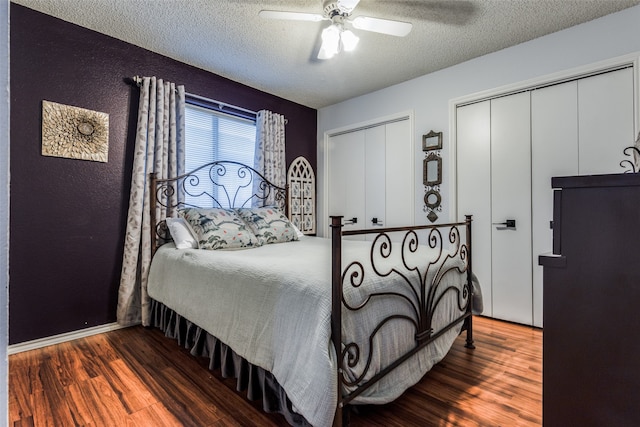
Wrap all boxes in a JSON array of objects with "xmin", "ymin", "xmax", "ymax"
[
  {"xmin": 343, "ymin": 405, "xmax": 351, "ymax": 426},
  {"xmin": 333, "ymin": 405, "xmax": 350, "ymax": 427},
  {"xmin": 464, "ymin": 316, "xmax": 475, "ymax": 349},
  {"xmin": 333, "ymin": 406, "xmax": 343, "ymax": 427},
  {"xmin": 464, "ymin": 215, "xmax": 476, "ymax": 350}
]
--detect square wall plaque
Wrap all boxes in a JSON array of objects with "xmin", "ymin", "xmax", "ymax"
[{"xmin": 42, "ymin": 100, "xmax": 109, "ymax": 163}]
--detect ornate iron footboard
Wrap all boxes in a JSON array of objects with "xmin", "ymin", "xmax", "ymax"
[{"xmin": 330, "ymin": 215, "xmax": 474, "ymax": 425}]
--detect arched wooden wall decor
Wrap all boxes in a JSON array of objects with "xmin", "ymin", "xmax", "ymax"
[{"xmin": 287, "ymin": 156, "xmax": 316, "ymax": 235}]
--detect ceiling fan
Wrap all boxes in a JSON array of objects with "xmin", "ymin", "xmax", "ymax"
[{"xmin": 259, "ymin": 0, "xmax": 413, "ymax": 60}]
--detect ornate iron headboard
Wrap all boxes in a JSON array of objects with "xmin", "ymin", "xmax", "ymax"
[{"xmin": 150, "ymin": 160, "xmax": 287, "ymax": 252}]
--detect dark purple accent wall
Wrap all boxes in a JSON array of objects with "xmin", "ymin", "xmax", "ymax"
[{"xmin": 9, "ymin": 3, "xmax": 317, "ymax": 344}]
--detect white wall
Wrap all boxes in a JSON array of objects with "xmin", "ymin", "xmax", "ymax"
[
  {"xmin": 1, "ymin": 0, "xmax": 8, "ymax": 424},
  {"xmin": 317, "ymin": 5, "xmax": 640, "ymax": 236}
]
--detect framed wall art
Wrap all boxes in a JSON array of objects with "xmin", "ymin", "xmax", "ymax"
[
  {"xmin": 422, "ymin": 130, "xmax": 442, "ymax": 152},
  {"xmin": 41, "ymin": 100, "xmax": 109, "ymax": 163}
]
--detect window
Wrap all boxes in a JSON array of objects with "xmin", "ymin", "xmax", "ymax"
[{"xmin": 184, "ymin": 102, "xmax": 256, "ymax": 207}]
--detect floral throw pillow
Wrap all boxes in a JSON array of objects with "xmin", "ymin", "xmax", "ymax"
[
  {"xmin": 179, "ymin": 207, "xmax": 259, "ymax": 250},
  {"xmin": 235, "ymin": 206, "xmax": 298, "ymax": 246}
]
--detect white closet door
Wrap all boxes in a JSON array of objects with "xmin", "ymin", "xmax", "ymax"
[
  {"xmin": 365, "ymin": 125, "xmax": 386, "ymax": 231},
  {"xmin": 579, "ymin": 68, "xmax": 635, "ymax": 175},
  {"xmin": 491, "ymin": 92, "xmax": 533, "ymax": 325},
  {"xmin": 384, "ymin": 120, "xmax": 413, "ymax": 228},
  {"xmin": 328, "ymin": 118, "xmax": 413, "ymax": 240},
  {"xmin": 456, "ymin": 66, "xmax": 637, "ymax": 327},
  {"xmin": 456, "ymin": 101, "xmax": 492, "ymax": 317},
  {"xmin": 328, "ymin": 131, "xmax": 365, "ymax": 235},
  {"xmin": 531, "ymin": 82, "xmax": 579, "ymax": 327}
]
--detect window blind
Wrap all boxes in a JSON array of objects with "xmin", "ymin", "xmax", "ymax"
[{"xmin": 185, "ymin": 103, "xmax": 257, "ymax": 208}]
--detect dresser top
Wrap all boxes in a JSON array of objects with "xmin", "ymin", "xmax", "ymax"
[{"xmin": 552, "ymin": 173, "xmax": 640, "ymax": 189}]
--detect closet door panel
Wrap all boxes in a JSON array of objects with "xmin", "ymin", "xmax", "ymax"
[
  {"xmin": 328, "ymin": 119, "xmax": 413, "ymax": 242},
  {"xmin": 531, "ymin": 81, "xmax": 579, "ymax": 327},
  {"xmin": 384, "ymin": 120, "xmax": 413, "ymax": 228},
  {"xmin": 328, "ymin": 131, "xmax": 365, "ymax": 237},
  {"xmin": 365, "ymin": 125, "xmax": 386, "ymax": 235},
  {"xmin": 578, "ymin": 68, "xmax": 635, "ymax": 175},
  {"xmin": 491, "ymin": 92, "xmax": 533, "ymax": 325},
  {"xmin": 456, "ymin": 101, "xmax": 492, "ymax": 317}
]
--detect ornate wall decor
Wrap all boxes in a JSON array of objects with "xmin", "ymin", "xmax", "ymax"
[
  {"xmin": 287, "ymin": 156, "xmax": 316, "ymax": 234},
  {"xmin": 41, "ymin": 100, "xmax": 109, "ymax": 162},
  {"xmin": 422, "ymin": 130, "xmax": 443, "ymax": 151},
  {"xmin": 422, "ymin": 130, "xmax": 443, "ymax": 222}
]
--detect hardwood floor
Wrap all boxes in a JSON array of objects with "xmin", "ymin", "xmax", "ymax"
[{"xmin": 9, "ymin": 316, "xmax": 541, "ymax": 426}]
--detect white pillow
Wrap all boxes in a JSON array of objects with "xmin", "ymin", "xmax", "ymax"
[
  {"xmin": 165, "ymin": 217, "xmax": 198, "ymax": 249},
  {"xmin": 292, "ymin": 223, "xmax": 305, "ymax": 238}
]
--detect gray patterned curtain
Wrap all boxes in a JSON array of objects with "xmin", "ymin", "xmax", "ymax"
[
  {"xmin": 254, "ymin": 110, "xmax": 286, "ymax": 205},
  {"xmin": 117, "ymin": 76, "xmax": 185, "ymax": 326}
]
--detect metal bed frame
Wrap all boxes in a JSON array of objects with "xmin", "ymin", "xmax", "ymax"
[{"xmin": 149, "ymin": 160, "xmax": 475, "ymax": 426}]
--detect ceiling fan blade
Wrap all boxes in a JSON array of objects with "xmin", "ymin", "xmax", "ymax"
[
  {"xmin": 337, "ymin": 0, "xmax": 361, "ymax": 13},
  {"xmin": 350, "ymin": 16, "xmax": 413, "ymax": 37},
  {"xmin": 259, "ymin": 10, "xmax": 326, "ymax": 22}
]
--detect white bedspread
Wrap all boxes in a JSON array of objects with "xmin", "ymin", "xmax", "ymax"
[{"xmin": 147, "ymin": 235, "xmax": 470, "ymax": 427}]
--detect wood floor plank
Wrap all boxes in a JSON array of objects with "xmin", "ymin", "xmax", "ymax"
[
  {"xmin": 54, "ymin": 341, "xmax": 92, "ymax": 384},
  {"xmin": 82, "ymin": 374, "xmax": 130, "ymax": 426},
  {"xmin": 158, "ymin": 365, "xmax": 224, "ymax": 425},
  {"xmin": 127, "ymin": 402, "xmax": 183, "ymax": 427},
  {"xmin": 33, "ymin": 358, "xmax": 81, "ymax": 426},
  {"xmin": 106, "ymin": 358, "xmax": 158, "ymax": 412},
  {"xmin": 11, "ymin": 417, "xmax": 36, "ymax": 427},
  {"xmin": 9, "ymin": 315, "xmax": 542, "ymax": 426},
  {"xmin": 8, "ymin": 368, "xmax": 33, "ymax": 425},
  {"xmin": 28, "ymin": 389, "xmax": 58, "ymax": 427},
  {"xmin": 63, "ymin": 382, "xmax": 97, "ymax": 426},
  {"xmin": 23, "ymin": 358, "xmax": 46, "ymax": 397}
]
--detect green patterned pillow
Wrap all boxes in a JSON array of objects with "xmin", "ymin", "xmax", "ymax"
[
  {"xmin": 179, "ymin": 207, "xmax": 259, "ymax": 250},
  {"xmin": 235, "ymin": 206, "xmax": 298, "ymax": 245}
]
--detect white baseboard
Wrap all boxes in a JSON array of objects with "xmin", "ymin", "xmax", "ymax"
[{"xmin": 8, "ymin": 322, "xmax": 133, "ymax": 355}]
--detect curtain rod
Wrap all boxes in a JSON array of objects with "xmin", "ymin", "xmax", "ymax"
[{"xmin": 132, "ymin": 75, "xmax": 258, "ymax": 117}]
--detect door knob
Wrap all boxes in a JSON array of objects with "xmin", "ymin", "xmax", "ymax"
[
  {"xmin": 371, "ymin": 217, "xmax": 384, "ymax": 226},
  {"xmin": 344, "ymin": 217, "xmax": 358, "ymax": 225},
  {"xmin": 492, "ymin": 219, "xmax": 516, "ymax": 228}
]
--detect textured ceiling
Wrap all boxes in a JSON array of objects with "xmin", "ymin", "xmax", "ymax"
[{"xmin": 13, "ymin": 0, "xmax": 640, "ymax": 108}]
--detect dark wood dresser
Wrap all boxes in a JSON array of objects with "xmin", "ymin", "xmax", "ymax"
[{"xmin": 539, "ymin": 173, "xmax": 640, "ymax": 426}]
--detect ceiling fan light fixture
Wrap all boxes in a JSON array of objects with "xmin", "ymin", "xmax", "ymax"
[
  {"xmin": 341, "ymin": 29, "xmax": 359, "ymax": 51},
  {"xmin": 262, "ymin": 0, "xmax": 411, "ymax": 60},
  {"xmin": 318, "ymin": 23, "xmax": 359, "ymax": 59},
  {"xmin": 318, "ymin": 24, "xmax": 341, "ymax": 59}
]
